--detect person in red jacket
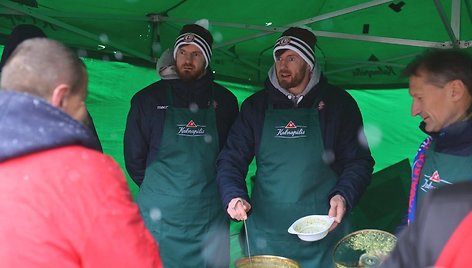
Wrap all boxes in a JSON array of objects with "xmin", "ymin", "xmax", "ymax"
[
  {"xmin": 0, "ymin": 38, "xmax": 163, "ymax": 268},
  {"xmin": 380, "ymin": 181, "xmax": 472, "ymax": 268}
]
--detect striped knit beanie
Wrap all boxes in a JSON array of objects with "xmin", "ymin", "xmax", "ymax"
[
  {"xmin": 273, "ymin": 27, "xmax": 317, "ymax": 70},
  {"xmin": 173, "ymin": 23, "xmax": 213, "ymax": 68}
]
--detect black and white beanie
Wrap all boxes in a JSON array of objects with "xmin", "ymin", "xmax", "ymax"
[
  {"xmin": 173, "ymin": 23, "xmax": 213, "ymax": 68},
  {"xmin": 273, "ymin": 27, "xmax": 317, "ymax": 70}
]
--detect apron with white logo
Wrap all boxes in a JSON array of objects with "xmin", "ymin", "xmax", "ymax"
[
  {"xmin": 245, "ymin": 98, "xmax": 350, "ymax": 267},
  {"xmin": 137, "ymin": 87, "xmax": 229, "ymax": 268},
  {"xmin": 417, "ymin": 142, "xmax": 472, "ymax": 201}
]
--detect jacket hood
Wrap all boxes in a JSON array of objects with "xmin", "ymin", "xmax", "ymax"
[{"xmin": 0, "ymin": 91, "xmax": 101, "ymax": 162}]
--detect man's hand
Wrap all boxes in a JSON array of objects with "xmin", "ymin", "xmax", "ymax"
[
  {"xmin": 227, "ymin": 198, "xmax": 251, "ymax": 221},
  {"xmin": 328, "ymin": 194, "xmax": 347, "ymax": 231}
]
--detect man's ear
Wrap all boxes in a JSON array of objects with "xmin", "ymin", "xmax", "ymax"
[
  {"xmin": 448, "ymin": 79, "xmax": 466, "ymax": 102},
  {"xmin": 50, "ymin": 84, "xmax": 69, "ymax": 108}
]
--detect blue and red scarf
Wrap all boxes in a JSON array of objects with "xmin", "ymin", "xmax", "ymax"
[{"xmin": 408, "ymin": 136, "xmax": 433, "ymax": 224}]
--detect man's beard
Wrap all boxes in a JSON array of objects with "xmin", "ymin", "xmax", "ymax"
[
  {"xmin": 277, "ymin": 68, "xmax": 306, "ymax": 89},
  {"xmin": 176, "ymin": 64, "xmax": 205, "ymax": 81}
]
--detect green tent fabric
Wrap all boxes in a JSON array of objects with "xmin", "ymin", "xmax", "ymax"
[
  {"xmin": 1, "ymin": 0, "xmax": 471, "ymax": 88},
  {"xmin": 351, "ymin": 158, "xmax": 412, "ymax": 234}
]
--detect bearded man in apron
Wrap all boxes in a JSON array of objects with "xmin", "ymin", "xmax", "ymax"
[
  {"xmin": 217, "ymin": 27, "xmax": 374, "ymax": 267},
  {"xmin": 124, "ymin": 21, "xmax": 239, "ymax": 267}
]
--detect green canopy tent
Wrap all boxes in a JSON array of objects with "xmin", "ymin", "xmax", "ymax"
[
  {"xmin": 1, "ymin": 0, "xmax": 471, "ymax": 266},
  {"xmin": 1, "ymin": 0, "xmax": 471, "ymax": 88}
]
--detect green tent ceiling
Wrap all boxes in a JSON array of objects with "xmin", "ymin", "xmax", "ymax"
[{"xmin": 0, "ymin": 0, "xmax": 471, "ymax": 88}]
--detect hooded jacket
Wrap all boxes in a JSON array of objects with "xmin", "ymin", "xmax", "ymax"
[
  {"xmin": 217, "ymin": 67, "xmax": 374, "ymax": 211},
  {"xmin": 0, "ymin": 91, "xmax": 162, "ymax": 268}
]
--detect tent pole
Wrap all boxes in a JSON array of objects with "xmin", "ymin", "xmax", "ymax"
[
  {"xmin": 433, "ymin": 0, "xmax": 460, "ymax": 48},
  {"xmin": 313, "ymin": 30, "xmax": 449, "ymax": 48},
  {"xmin": 147, "ymin": 14, "xmax": 160, "ymax": 61},
  {"xmin": 451, "ymin": 0, "xmax": 461, "ymax": 39},
  {"xmin": 206, "ymin": 0, "xmax": 393, "ymax": 49}
]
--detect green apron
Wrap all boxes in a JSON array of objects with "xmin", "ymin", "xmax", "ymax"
[
  {"xmin": 245, "ymin": 98, "xmax": 350, "ymax": 268},
  {"xmin": 137, "ymin": 88, "xmax": 229, "ymax": 268},
  {"xmin": 417, "ymin": 141, "xmax": 472, "ymax": 201}
]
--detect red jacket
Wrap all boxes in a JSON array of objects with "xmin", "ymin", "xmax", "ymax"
[
  {"xmin": 435, "ymin": 212, "xmax": 472, "ymax": 267},
  {"xmin": 380, "ymin": 181, "xmax": 472, "ymax": 268},
  {"xmin": 0, "ymin": 146, "xmax": 163, "ymax": 268}
]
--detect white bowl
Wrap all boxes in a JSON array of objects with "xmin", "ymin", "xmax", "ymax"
[{"xmin": 288, "ymin": 215, "xmax": 335, "ymax": 242}]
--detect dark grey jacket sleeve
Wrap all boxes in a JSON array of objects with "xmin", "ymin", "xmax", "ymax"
[
  {"xmin": 325, "ymin": 89, "xmax": 374, "ymax": 210},
  {"xmin": 216, "ymin": 97, "xmax": 259, "ymax": 209},
  {"xmin": 124, "ymin": 93, "xmax": 150, "ymax": 186}
]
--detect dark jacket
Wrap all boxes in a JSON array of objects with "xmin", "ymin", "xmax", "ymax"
[
  {"xmin": 420, "ymin": 111, "xmax": 472, "ymax": 156},
  {"xmin": 124, "ymin": 71, "xmax": 239, "ymax": 186},
  {"xmin": 381, "ymin": 181, "xmax": 472, "ymax": 268},
  {"xmin": 217, "ymin": 74, "xmax": 374, "ymax": 210}
]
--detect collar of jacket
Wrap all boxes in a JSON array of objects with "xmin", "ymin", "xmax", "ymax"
[
  {"xmin": 265, "ymin": 74, "xmax": 329, "ymax": 109},
  {"xmin": 420, "ymin": 106, "xmax": 472, "ymax": 156},
  {"xmin": 0, "ymin": 90, "xmax": 101, "ymax": 162}
]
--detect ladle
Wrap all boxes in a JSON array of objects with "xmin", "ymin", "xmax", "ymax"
[{"xmin": 235, "ymin": 199, "xmax": 252, "ymax": 267}]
